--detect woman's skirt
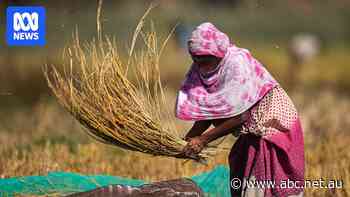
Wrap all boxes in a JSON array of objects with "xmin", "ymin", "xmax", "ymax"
[{"xmin": 229, "ymin": 118, "xmax": 304, "ymax": 197}]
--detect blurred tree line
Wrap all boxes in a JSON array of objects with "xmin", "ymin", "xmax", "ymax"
[{"xmin": 0, "ymin": 0, "xmax": 349, "ymax": 107}]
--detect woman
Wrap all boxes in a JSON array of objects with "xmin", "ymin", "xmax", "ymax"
[{"xmin": 176, "ymin": 22, "xmax": 304, "ymax": 197}]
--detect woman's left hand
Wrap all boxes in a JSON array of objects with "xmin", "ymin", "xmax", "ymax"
[{"xmin": 183, "ymin": 136, "xmax": 208, "ymax": 157}]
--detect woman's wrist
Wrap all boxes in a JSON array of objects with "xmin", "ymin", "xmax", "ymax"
[{"xmin": 199, "ymin": 134, "xmax": 211, "ymax": 145}]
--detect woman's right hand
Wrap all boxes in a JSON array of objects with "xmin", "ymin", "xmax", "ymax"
[{"xmin": 182, "ymin": 136, "xmax": 207, "ymax": 158}]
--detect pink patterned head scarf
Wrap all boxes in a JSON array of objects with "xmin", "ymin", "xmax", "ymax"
[
  {"xmin": 188, "ymin": 22, "xmax": 231, "ymax": 58},
  {"xmin": 175, "ymin": 22, "xmax": 278, "ymax": 121}
]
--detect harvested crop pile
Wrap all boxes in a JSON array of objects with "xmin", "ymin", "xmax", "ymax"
[{"xmin": 44, "ymin": 9, "xmax": 214, "ymax": 162}]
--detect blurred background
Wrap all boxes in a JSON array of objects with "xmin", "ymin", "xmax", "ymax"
[{"xmin": 0, "ymin": 0, "xmax": 349, "ymax": 196}]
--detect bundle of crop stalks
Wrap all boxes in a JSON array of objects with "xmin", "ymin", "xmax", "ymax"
[{"xmin": 43, "ymin": 8, "xmax": 216, "ymax": 162}]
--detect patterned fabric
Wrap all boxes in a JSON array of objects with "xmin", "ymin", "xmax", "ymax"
[
  {"xmin": 229, "ymin": 85, "xmax": 305, "ymax": 197},
  {"xmin": 240, "ymin": 85, "xmax": 298, "ymax": 137},
  {"xmin": 175, "ymin": 22, "xmax": 278, "ymax": 121},
  {"xmin": 187, "ymin": 22, "xmax": 231, "ymax": 58}
]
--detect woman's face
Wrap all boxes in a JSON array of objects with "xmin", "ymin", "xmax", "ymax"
[{"xmin": 191, "ymin": 55, "xmax": 222, "ymax": 73}]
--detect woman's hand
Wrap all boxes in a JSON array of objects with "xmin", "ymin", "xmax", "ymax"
[{"xmin": 182, "ymin": 136, "xmax": 208, "ymax": 157}]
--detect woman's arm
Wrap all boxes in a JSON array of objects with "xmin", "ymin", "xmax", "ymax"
[
  {"xmin": 184, "ymin": 120, "xmax": 211, "ymax": 140},
  {"xmin": 200, "ymin": 116, "xmax": 243, "ymax": 144},
  {"xmin": 182, "ymin": 112, "xmax": 249, "ymax": 157}
]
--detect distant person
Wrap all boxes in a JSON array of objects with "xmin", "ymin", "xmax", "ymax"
[
  {"xmin": 176, "ymin": 22, "xmax": 305, "ymax": 197},
  {"xmin": 288, "ymin": 33, "xmax": 320, "ymax": 89},
  {"xmin": 289, "ymin": 34, "xmax": 320, "ymax": 65}
]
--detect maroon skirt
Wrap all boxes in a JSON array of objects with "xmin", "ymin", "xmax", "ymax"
[{"xmin": 229, "ymin": 118, "xmax": 304, "ymax": 197}]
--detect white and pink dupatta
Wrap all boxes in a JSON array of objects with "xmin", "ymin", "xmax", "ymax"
[{"xmin": 175, "ymin": 22, "xmax": 278, "ymax": 121}]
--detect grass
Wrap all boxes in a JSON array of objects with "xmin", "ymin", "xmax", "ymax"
[{"xmin": 0, "ymin": 88, "xmax": 349, "ymax": 196}]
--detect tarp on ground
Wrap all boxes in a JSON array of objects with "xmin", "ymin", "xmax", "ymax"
[{"xmin": 0, "ymin": 165, "xmax": 231, "ymax": 197}]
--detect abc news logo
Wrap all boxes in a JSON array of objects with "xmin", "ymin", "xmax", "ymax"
[
  {"xmin": 13, "ymin": 12, "xmax": 39, "ymax": 40},
  {"xmin": 6, "ymin": 6, "xmax": 46, "ymax": 46}
]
